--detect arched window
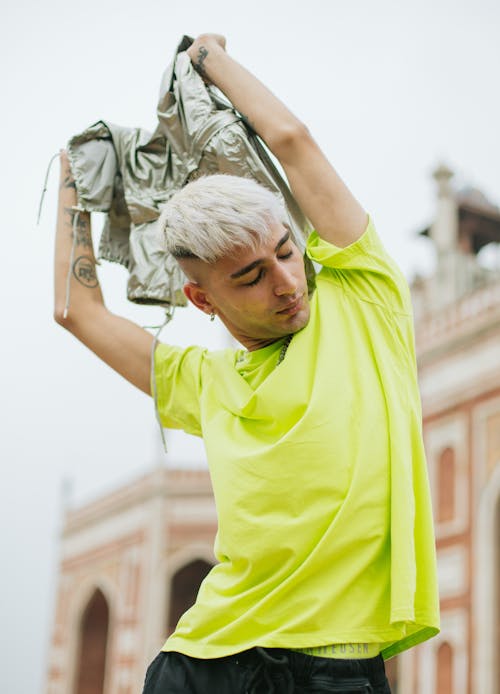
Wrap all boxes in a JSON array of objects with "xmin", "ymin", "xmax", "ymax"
[
  {"xmin": 167, "ymin": 559, "xmax": 213, "ymax": 634},
  {"xmin": 436, "ymin": 641, "xmax": 453, "ymax": 694},
  {"xmin": 384, "ymin": 655, "xmax": 398, "ymax": 693},
  {"xmin": 75, "ymin": 588, "xmax": 109, "ymax": 694},
  {"xmin": 437, "ymin": 447, "xmax": 456, "ymax": 523},
  {"xmin": 496, "ymin": 498, "xmax": 500, "ymax": 693}
]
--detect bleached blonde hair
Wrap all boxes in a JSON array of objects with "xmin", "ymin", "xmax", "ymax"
[{"xmin": 157, "ymin": 175, "xmax": 288, "ymax": 263}]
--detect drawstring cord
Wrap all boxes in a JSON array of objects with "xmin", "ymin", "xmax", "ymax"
[
  {"xmin": 244, "ymin": 648, "xmax": 376, "ymax": 693},
  {"xmin": 63, "ymin": 205, "xmax": 86, "ymax": 319},
  {"xmin": 149, "ymin": 310, "xmax": 173, "ymax": 455},
  {"xmin": 246, "ymin": 648, "xmax": 294, "ymax": 694},
  {"xmin": 147, "ymin": 265, "xmax": 177, "ymax": 455},
  {"xmin": 37, "ymin": 151, "xmax": 60, "ymax": 225}
]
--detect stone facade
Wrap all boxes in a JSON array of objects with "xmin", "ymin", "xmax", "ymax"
[
  {"xmin": 45, "ymin": 468, "xmax": 217, "ymax": 694},
  {"xmin": 401, "ymin": 166, "xmax": 500, "ymax": 694}
]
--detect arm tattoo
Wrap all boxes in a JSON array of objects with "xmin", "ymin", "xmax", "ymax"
[
  {"xmin": 60, "ymin": 175, "xmax": 76, "ymax": 190},
  {"xmin": 72, "ymin": 256, "xmax": 98, "ymax": 288},
  {"xmin": 194, "ymin": 46, "xmax": 209, "ymax": 78},
  {"xmin": 64, "ymin": 207, "xmax": 92, "ymax": 248}
]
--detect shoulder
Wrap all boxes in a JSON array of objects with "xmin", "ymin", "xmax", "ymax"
[{"xmin": 307, "ymin": 217, "xmax": 412, "ymax": 315}]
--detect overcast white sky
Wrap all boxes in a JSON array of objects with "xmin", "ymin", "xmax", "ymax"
[{"xmin": 1, "ymin": 1, "xmax": 499, "ymax": 692}]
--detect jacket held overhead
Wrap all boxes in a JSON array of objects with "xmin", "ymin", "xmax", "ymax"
[{"xmin": 67, "ymin": 35, "xmax": 311, "ymax": 308}]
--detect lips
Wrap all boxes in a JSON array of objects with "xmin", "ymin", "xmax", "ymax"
[{"xmin": 276, "ymin": 296, "xmax": 303, "ymax": 315}]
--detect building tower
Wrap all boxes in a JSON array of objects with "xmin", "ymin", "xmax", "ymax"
[{"xmin": 405, "ymin": 165, "xmax": 500, "ymax": 694}]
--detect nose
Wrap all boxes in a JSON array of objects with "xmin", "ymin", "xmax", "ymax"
[{"xmin": 273, "ymin": 264, "xmax": 298, "ymax": 297}]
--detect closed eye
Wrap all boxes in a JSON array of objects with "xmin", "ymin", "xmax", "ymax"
[
  {"xmin": 242, "ymin": 250, "xmax": 293, "ymax": 286},
  {"xmin": 243, "ymin": 269, "xmax": 264, "ymax": 286}
]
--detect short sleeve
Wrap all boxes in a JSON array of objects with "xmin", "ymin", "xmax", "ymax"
[
  {"xmin": 306, "ymin": 216, "xmax": 412, "ymax": 314},
  {"xmin": 153, "ymin": 343, "xmax": 205, "ymax": 436}
]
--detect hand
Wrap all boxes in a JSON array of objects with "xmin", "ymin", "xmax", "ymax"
[
  {"xmin": 187, "ymin": 33, "xmax": 226, "ymax": 58},
  {"xmin": 187, "ymin": 34, "xmax": 226, "ymax": 83}
]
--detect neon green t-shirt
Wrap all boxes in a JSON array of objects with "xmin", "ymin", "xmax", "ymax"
[{"xmin": 154, "ymin": 217, "xmax": 440, "ymax": 660}]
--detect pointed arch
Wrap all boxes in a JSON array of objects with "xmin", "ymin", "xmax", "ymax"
[
  {"xmin": 436, "ymin": 642, "xmax": 453, "ymax": 694},
  {"xmin": 74, "ymin": 588, "xmax": 109, "ymax": 694},
  {"xmin": 437, "ymin": 447, "xmax": 456, "ymax": 522},
  {"xmin": 474, "ymin": 462, "xmax": 500, "ymax": 694},
  {"xmin": 496, "ymin": 494, "xmax": 500, "ymax": 694},
  {"xmin": 384, "ymin": 655, "xmax": 399, "ymax": 693},
  {"xmin": 167, "ymin": 557, "xmax": 213, "ymax": 635}
]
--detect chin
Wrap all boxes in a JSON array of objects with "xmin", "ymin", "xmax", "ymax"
[{"xmin": 281, "ymin": 306, "xmax": 310, "ymax": 335}]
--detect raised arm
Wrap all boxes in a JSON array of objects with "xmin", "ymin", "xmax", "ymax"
[
  {"xmin": 54, "ymin": 152, "xmax": 154, "ymax": 394},
  {"xmin": 187, "ymin": 34, "xmax": 367, "ymax": 248}
]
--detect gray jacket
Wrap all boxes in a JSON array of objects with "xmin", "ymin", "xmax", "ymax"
[{"xmin": 67, "ymin": 36, "xmax": 312, "ymax": 308}]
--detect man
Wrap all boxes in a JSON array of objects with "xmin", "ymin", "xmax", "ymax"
[{"xmin": 54, "ymin": 34, "xmax": 439, "ymax": 694}]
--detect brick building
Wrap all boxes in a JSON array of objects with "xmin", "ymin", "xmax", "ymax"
[
  {"xmin": 45, "ymin": 469, "xmax": 218, "ymax": 694},
  {"xmin": 400, "ymin": 165, "xmax": 500, "ymax": 693},
  {"xmin": 45, "ymin": 167, "xmax": 500, "ymax": 693}
]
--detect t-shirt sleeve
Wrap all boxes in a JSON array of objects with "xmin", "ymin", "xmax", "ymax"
[
  {"xmin": 153, "ymin": 343, "xmax": 205, "ymax": 436},
  {"xmin": 306, "ymin": 215, "xmax": 412, "ymax": 314}
]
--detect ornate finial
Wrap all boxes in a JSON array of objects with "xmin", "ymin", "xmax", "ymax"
[{"xmin": 433, "ymin": 163, "xmax": 454, "ymax": 197}]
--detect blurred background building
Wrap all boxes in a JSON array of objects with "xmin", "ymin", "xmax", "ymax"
[
  {"xmin": 403, "ymin": 165, "xmax": 500, "ymax": 694},
  {"xmin": 45, "ymin": 167, "xmax": 500, "ymax": 694},
  {"xmin": 45, "ymin": 468, "xmax": 218, "ymax": 694}
]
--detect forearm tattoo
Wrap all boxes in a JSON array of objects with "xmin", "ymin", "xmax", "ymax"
[
  {"xmin": 63, "ymin": 206, "xmax": 99, "ymax": 288},
  {"xmin": 72, "ymin": 256, "xmax": 98, "ymax": 288},
  {"xmin": 194, "ymin": 46, "xmax": 209, "ymax": 78},
  {"xmin": 64, "ymin": 206, "xmax": 92, "ymax": 248},
  {"xmin": 60, "ymin": 174, "xmax": 76, "ymax": 190}
]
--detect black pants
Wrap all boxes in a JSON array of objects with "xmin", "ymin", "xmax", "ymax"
[{"xmin": 142, "ymin": 647, "xmax": 391, "ymax": 693}]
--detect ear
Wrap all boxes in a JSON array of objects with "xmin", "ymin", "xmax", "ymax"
[{"xmin": 183, "ymin": 282, "xmax": 214, "ymax": 315}]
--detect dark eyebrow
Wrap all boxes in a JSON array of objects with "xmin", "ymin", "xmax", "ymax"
[{"xmin": 230, "ymin": 231, "xmax": 291, "ymax": 279}]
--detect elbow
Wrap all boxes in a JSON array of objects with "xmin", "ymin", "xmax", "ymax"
[
  {"xmin": 267, "ymin": 120, "xmax": 311, "ymax": 159},
  {"xmin": 53, "ymin": 303, "xmax": 84, "ymax": 332},
  {"xmin": 54, "ymin": 300, "xmax": 105, "ymax": 333},
  {"xmin": 54, "ymin": 305, "xmax": 72, "ymax": 329}
]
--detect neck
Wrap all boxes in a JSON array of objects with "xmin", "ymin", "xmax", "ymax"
[
  {"xmin": 241, "ymin": 336, "xmax": 284, "ymax": 352},
  {"xmin": 215, "ymin": 314, "xmax": 291, "ymax": 352}
]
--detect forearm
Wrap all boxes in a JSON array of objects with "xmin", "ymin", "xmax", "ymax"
[
  {"xmin": 188, "ymin": 34, "xmax": 366, "ymax": 247},
  {"xmin": 54, "ymin": 152, "xmax": 104, "ymax": 326},
  {"xmin": 53, "ymin": 153, "xmax": 154, "ymax": 393},
  {"xmin": 188, "ymin": 37, "xmax": 305, "ymax": 159}
]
